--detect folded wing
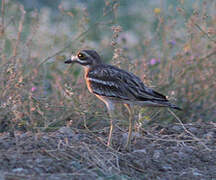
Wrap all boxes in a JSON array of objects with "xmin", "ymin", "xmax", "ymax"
[{"xmin": 87, "ymin": 64, "xmax": 168, "ymax": 103}]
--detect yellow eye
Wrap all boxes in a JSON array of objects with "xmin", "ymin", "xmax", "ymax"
[{"xmin": 78, "ymin": 53, "xmax": 85, "ymax": 60}]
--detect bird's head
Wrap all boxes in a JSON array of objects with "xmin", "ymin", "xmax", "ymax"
[{"xmin": 65, "ymin": 50, "xmax": 102, "ymax": 67}]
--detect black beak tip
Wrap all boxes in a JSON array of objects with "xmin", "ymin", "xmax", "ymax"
[{"xmin": 64, "ymin": 59, "xmax": 72, "ymax": 64}]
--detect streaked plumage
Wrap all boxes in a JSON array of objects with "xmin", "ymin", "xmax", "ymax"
[
  {"xmin": 86, "ymin": 64, "xmax": 180, "ymax": 109},
  {"xmin": 65, "ymin": 50, "xmax": 181, "ymax": 150}
]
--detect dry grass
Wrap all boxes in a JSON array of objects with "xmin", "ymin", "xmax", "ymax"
[
  {"xmin": 1, "ymin": 122, "xmax": 216, "ymax": 179},
  {"xmin": 1, "ymin": 0, "xmax": 215, "ymax": 135}
]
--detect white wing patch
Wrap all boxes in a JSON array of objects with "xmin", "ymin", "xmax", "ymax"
[{"xmin": 86, "ymin": 77, "xmax": 118, "ymax": 87}]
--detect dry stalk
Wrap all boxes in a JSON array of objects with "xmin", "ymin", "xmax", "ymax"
[
  {"xmin": 168, "ymin": 109, "xmax": 212, "ymax": 151},
  {"xmin": 143, "ymin": 134, "xmax": 199, "ymax": 143},
  {"xmin": 82, "ymin": 142, "xmax": 120, "ymax": 174},
  {"xmin": 0, "ymin": 0, "xmax": 5, "ymax": 35},
  {"xmin": 12, "ymin": 5, "xmax": 26, "ymax": 57},
  {"xmin": 194, "ymin": 23, "xmax": 216, "ymax": 43}
]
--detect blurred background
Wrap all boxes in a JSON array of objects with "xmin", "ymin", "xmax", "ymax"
[{"xmin": 0, "ymin": 0, "xmax": 215, "ymax": 134}]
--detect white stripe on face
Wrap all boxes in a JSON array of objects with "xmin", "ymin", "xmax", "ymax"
[
  {"xmin": 71, "ymin": 55, "xmax": 85, "ymax": 63},
  {"xmin": 71, "ymin": 55, "xmax": 77, "ymax": 61}
]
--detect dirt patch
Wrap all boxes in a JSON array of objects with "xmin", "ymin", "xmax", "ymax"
[{"xmin": 0, "ymin": 123, "xmax": 216, "ymax": 180}]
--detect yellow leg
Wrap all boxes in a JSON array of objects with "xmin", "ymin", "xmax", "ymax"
[
  {"xmin": 124, "ymin": 104, "xmax": 133, "ymax": 150},
  {"xmin": 96, "ymin": 95, "xmax": 116, "ymax": 147},
  {"xmin": 107, "ymin": 115, "xmax": 114, "ymax": 146},
  {"xmin": 106, "ymin": 102, "xmax": 115, "ymax": 147}
]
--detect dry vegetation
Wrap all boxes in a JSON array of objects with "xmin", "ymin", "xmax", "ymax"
[{"xmin": 0, "ymin": 0, "xmax": 216, "ymax": 179}]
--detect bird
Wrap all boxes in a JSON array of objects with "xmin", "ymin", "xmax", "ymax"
[{"xmin": 65, "ymin": 49, "xmax": 181, "ymax": 150}]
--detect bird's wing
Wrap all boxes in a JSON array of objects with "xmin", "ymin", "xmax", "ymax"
[{"xmin": 87, "ymin": 65, "xmax": 168, "ymax": 102}]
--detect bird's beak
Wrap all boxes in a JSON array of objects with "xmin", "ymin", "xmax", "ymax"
[
  {"xmin": 64, "ymin": 55, "xmax": 77, "ymax": 64},
  {"xmin": 64, "ymin": 59, "xmax": 73, "ymax": 64}
]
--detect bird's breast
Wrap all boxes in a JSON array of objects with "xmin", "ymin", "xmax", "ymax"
[
  {"xmin": 85, "ymin": 77, "xmax": 94, "ymax": 93},
  {"xmin": 84, "ymin": 68, "xmax": 94, "ymax": 94}
]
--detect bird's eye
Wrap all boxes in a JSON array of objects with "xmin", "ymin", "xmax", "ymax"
[{"xmin": 78, "ymin": 53, "xmax": 86, "ymax": 60}]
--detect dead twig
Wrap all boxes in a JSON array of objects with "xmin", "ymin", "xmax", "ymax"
[
  {"xmin": 168, "ymin": 109, "xmax": 212, "ymax": 151},
  {"xmin": 12, "ymin": 5, "xmax": 26, "ymax": 57},
  {"xmin": 194, "ymin": 23, "xmax": 216, "ymax": 43},
  {"xmin": 198, "ymin": 49, "xmax": 216, "ymax": 61},
  {"xmin": 143, "ymin": 135, "xmax": 200, "ymax": 143},
  {"xmin": 0, "ymin": 0, "xmax": 5, "ymax": 35}
]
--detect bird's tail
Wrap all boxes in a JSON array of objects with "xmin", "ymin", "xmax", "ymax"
[
  {"xmin": 160, "ymin": 101, "xmax": 182, "ymax": 111},
  {"xmin": 169, "ymin": 103, "xmax": 182, "ymax": 110}
]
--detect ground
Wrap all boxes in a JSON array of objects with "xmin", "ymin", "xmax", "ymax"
[{"xmin": 0, "ymin": 122, "xmax": 216, "ymax": 180}]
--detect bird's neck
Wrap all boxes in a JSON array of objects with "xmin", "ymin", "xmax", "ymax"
[
  {"xmin": 84, "ymin": 63, "xmax": 103, "ymax": 78},
  {"xmin": 84, "ymin": 66, "xmax": 91, "ymax": 78}
]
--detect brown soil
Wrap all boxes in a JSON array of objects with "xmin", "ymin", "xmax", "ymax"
[{"xmin": 0, "ymin": 123, "xmax": 216, "ymax": 180}]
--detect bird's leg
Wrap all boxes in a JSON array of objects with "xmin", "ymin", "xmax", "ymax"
[
  {"xmin": 124, "ymin": 104, "xmax": 134, "ymax": 151},
  {"xmin": 106, "ymin": 102, "xmax": 115, "ymax": 147}
]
